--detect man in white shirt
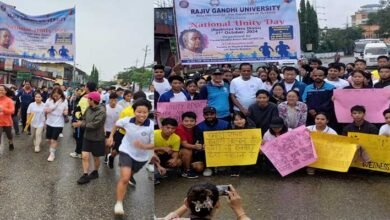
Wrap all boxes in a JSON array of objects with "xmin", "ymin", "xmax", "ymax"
[
  {"xmin": 324, "ymin": 63, "xmax": 349, "ymax": 89},
  {"xmin": 158, "ymin": 75, "xmax": 190, "ymax": 102},
  {"xmin": 230, "ymin": 63, "xmax": 265, "ymax": 115},
  {"xmin": 152, "ymin": 64, "xmax": 171, "ymax": 96},
  {"xmin": 380, "ymin": 108, "xmax": 390, "ymax": 136}
]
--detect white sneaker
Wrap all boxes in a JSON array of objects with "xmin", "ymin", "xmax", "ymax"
[
  {"xmin": 34, "ymin": 146, "xmax": 40, "ymax": 153},
  {"xmin": 69, "ymin": 152, "xmax": 81, "ymax": 158},
  {"xmin": 114, "ymin": 202, "xmax": 124, "ymax": 215},
  {"xmin": 146, "ymin": 164, "xmax": 154, "ymax": 173},
  {"xmin": 47, "ymin": 152, "xmax": 55, "ymax": 162},
  {"xmin": 203, "ymin": 168, "xmax": 213, "ymax": 177},
  {"xmin": 59, "ymin": 133, "xmax": 64, "ymax": 138}
]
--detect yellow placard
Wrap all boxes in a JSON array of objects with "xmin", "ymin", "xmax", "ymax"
[
  {"xmin": 204, "ymin": 129, "xmax": 261, "ymax": 167},
  {"xmin": 24, "ymin": 112, "xmax": 34, "ymax": 132},
  {"xmin": 309, "ymin": 132, "xmax": 358, "ymax": 172},
  {"xmin": 348, "ymin": 132, "xmax": 390, "ymax": 173}
]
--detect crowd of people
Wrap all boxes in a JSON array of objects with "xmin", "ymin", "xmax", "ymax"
[
  {"xmin": 0, "ymin": 81, "xmax": 155, "ymax": 216},
  {"xmin": 152, "ymin": 55, "xmax": 390, "ymax": 182}
]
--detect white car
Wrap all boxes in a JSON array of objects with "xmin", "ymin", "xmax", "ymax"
[{"xmin": 363, "ymin": 42, "xmax": 388, "ymax": 67}]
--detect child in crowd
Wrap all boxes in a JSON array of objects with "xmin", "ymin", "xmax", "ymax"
[
  {"xmin": 104, "ymin": 93, "xmax": 123, "ymax": 166},
  {"xmin": 27, "ymin": 92, "xmax": 46, "ymax": 153},
  {"xmin": 307, "ymin": 112, "xmax": 337, "ymax": 135},
  {"xmin": 342, "ymin": 105, "xmax": 379, "ymax": 136}
]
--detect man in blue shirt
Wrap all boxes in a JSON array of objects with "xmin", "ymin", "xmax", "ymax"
[{"xmin": 279, "ymin": 66, "xmax": 306, "ymax": 99}]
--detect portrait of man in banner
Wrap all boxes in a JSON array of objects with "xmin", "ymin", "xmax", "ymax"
[
  {"xmin": 179, "ymin": 29, "xmax": 206, "ymax": 54},
  {"xmin": 0, "ymin": 27, "xmax": 16, "ymax": 54}
]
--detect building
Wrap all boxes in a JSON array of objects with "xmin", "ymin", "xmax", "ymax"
[
  {"xmin": 154, "ymin": 7, "xmax": 176, "ymax": 67},
  {"xmin": 351, "ymin": 4, "xmax": 383, "ymax": 39},
  {"xmin": 34, "ymin": 62, "xmax": 88, "ymax": 86}
]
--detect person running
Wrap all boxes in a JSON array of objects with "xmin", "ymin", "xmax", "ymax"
[
  {"xmin": 104, "ymin": 92, "xmax": 123, "ymax": 165},
  {"xmin": 107, "ymin": 99, "xmax": 154, "ymax": 216},
  {"xmin": 117, "ymin": 90, "xmax": 133, "ymax": 109},
  {"xmin": 17, "ymin": 81, "xmax": 34, "ymax": 135},
  {"xmin": 44, "ymin": 88, "xmax": 68, "ymax": 162},
  {"xmin": 27, "ymin": 92, "xmax": 46, "ymax": 153},
  {"xmin": 10, "ymin": 86, "xmax": 20, "ymax": 135},
  {"xmin": 74, "ymin": 92, "xmax": 106, "ymax": 185},
  {"xmin": 0, "ymin": 85, "xmax": 15, "ymax": 151}
]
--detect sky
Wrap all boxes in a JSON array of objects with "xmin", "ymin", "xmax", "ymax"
[
  {"xmin": 1, "ymin": 0, "xmax": 153, "ymax": 81},
  {"xmin": 307, "ymin": 0, "xmax": 381, "ymax": 28}
]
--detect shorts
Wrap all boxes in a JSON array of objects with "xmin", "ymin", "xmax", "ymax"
[
  {"xmin": 105, "ymin": 131, "xmax": 111, "ymax": 138},
  {"xmin": 157, "ymin": 153, "xmax": 173, "ymax": 168},
  {"xmin": 82, "ymin": 139, "xmax": 105, "ymax": 157},
  {"xmin": 113, "ymin": 131, "xmax": 124, "ymax": 152},
  {"xmin": 193, "ymin": 150, "xmax": 206, "ymax": 163},
  {"xmin": 119, "ymin": 152, "xmax": 147, "ymax": 173},
  {"xmin": 46, "ymin": 125, "xmax": 63, "ymax": 140}
]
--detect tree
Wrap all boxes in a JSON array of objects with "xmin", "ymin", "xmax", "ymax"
[
  {"xmin": 116, "ymin": 66, "xmax": 152, "ymax": 90},
  {"xmin": 318, "ymin": 27, "xmax": 363, "ymax": 54},
  {"xmin": 89, "ymin": 64, "xmax": 99, "ymax": 85},
  {"xmin": 298, "ymin": 0, "xmax": 320, "ymax": 52},
  {"xmin": 368, "ymin": 6, "xmax": 390, "ymax": 38}
]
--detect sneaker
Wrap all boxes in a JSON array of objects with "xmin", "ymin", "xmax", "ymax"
[
  {"xmin": 306, "ymin": 167, "xmax": 316, "ymax": 175},
  {"xmin": 114, "ymin": 202, "xmax": 124, "ymax": 215},
  {"xmin": 128, "ymin": 176, "xmax": 136, "ymax": 186},
  {"xmin": 182, "ymin": 170, "xmax": 199, "ymax": 179},
  {"xmin": 104, "ymin": 155, "xmax": 108, "ymax": 164},
  {"xmin": 34, "ymin": 146, "xmax": 40, "ymax": 153},
  {"xmin": 59, "ymin": 133, "xmax": 64, "ymax": 138},
  {"xmin": 47, "ymin": 152, "xmax": 55, "ymax": 162},
  {"xmin": 69, "ymin": 152, "xmax": 81, "ymax": 158},
  {"xmin": 203, "ymin": 168, "xmax": 213, "ymax": 177},
  {"xmin": 87, "ymin": 170, "xmax": 99, "ymax": 180},
  {"xmin": 9, "ymin": 144, "xmax": 14, "ymax": 151},
  {"xmin": 154, "ymin": 178, "xmax": 161, "ymax": 185},
  {"xmin": 108, "ymin": 153, "xmax": 114, "ymax": 169},
  {"xmin": 77, "ymin": 174, "xmax": 90, "ymax": 185},
  {"xmin": 146, "ymin": 164, "xmax": 154, "ymax": 173}
]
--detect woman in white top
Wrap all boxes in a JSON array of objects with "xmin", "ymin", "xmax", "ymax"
[
  {"xmin": 27, "ymin": 92, "xmax": 46, "ymax": 153},
  {"xmin": 117, "ymin": 90, "xmax": 132, "ymax": 109},
  {"xmin": 306, "ymin": 112, "xmax": 337, "ymax": 135},
  {"xmin": 44, "ymin": 88, "xmax": 68, "ymax": 162}
]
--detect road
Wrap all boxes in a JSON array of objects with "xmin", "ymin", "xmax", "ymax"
[
  {"xmin": 155, "ymin": 168, "xmax": 390, "ymax": 219},
  {"xmin": 0, "ymin": 124, "xmax": 154, "ymax": 220}
]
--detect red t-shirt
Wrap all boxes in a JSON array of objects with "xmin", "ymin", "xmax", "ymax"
[{"xmin": 175, "ymin": 124, "xmax": 194, "ymax": 145}]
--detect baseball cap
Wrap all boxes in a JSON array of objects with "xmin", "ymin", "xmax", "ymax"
[
  {"xmin": 269, "ymin": 117, "xmax": 285, "ymax": 128},
  {"xmin": 212, "ymin": 69, "xmax": 223, "ymax": 75},
  {"xmin": 203, "ymin": 106, "xmax": 216, "ymax": 114},
  {"xmin": 87, "ymin": 91, "xmax": 101, "ymax": 102}
]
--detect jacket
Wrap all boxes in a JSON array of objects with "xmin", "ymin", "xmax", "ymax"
[
  {"xmin": 80, "ymin": 105, "xmax": 106, "ymax": 141},
  {"xmin": 279, "ymin": 80, "xmax": 307, "ymax": 99},
  {"xmin": 0, "ymin": 96, "xmax": 15, "ymax": 126},
  {"xmin": 158, "ymin": 89, "xmax": 191, "ymax": 102}
]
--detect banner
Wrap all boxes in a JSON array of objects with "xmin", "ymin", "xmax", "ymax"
[
  {"xmin": 204, "ymin": 129, "xmax": 261, "ymax": 167},
  {"xmin": 334, "ymin": 89, "xmax": 390, "ymax": 123},
  {"xmin": 0, "ymin": 2, "xmax": 75, "ymax": 61},
  {"xmin": 262, "ymin": 126, "xmax": 317, "ymax": 177},
  {"xmin": 156, "ymin": 100, "xmax": 207, "ymax": 127},
  {"xmin": 348, "ymin": 132, "xmax": 390, "ymax": 173},
  {"xmin": 174, "ymin": 0, "xmax": 301, "ymax": 64},
  {"xmin": 309, "ymin": 132, "xmax": 357, "ymax": 172}
]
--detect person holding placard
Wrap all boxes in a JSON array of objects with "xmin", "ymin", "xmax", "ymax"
[
  {"xmin": 379, "ymin": 108, "xmax": 390, "ymax": 136},
  {"xmin": 344, "ymin": 70, "xmax": 372, "ymax": 89},
  {"xmin": 342, "ymin": 105, "xmax": 378, "ymax": 136},
  {"xmin": 27, "ymin": 92, "xmax": 46, "ymax": 153},
  {"xmin": 307, "ymin": 112, "xmax": 337, "ymax": 135}
]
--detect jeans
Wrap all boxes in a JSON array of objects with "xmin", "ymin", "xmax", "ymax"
[{"xmin": 12, "ymin": 115, "xmax": 19, "ymax": 134}]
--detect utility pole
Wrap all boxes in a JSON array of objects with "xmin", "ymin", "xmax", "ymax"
[
  {"xmin": 135, "ymin": 58, "xmax": 139, "ymax": 68},
  {"xmin": 142, "ymin": 45, "xmax": 150, "ymax": 71}
]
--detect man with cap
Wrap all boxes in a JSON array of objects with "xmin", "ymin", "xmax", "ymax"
[
  {"xmin": 199, "ymin": 69, "xmax": 231, "ymax": 121},
  {"xmin": 193, "ymin": 106, "xmax": 230, "ymax": 176},
  {"xmin": 73, "ymin": 91, "xmax": 107, "ymax": 184}
]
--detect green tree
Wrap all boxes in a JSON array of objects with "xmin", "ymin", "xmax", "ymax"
[
  {"xmin": 116, "ymin": 66, "xmax": 152, "ymax": 90},
  {"xmin": 89, "ymin": 65, "xmax": 99, "ymax": 85},
  {"xmin": 368, "ymin": 6, "xmax": 390, "ymax": 38},
  {"xmin": 318, "ymin": 27, "xmax": 362, "ymax": 54},
  {"xmin": 298, "ymin": 0, "xmax": 320, "ymax": 52}
]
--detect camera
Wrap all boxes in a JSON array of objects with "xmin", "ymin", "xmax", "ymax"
[{"xmin": 216, "ymin": 185, "xmax": 230, "ymax": 196}]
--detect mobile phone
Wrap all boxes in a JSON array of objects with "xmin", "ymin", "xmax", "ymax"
[{"xmin": 216, "ymin": 185, "xmax": 230, "ymax": 196}]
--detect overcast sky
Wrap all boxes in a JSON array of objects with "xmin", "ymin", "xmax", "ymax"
[
  {"xmin": 2, "ymin": 0, "xmax": 153, "ymax": 80},
  {"xmin": 307, "ymin": 0, "xmax": 380, "ymax": 28}
]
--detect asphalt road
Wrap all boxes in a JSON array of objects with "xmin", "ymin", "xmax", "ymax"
[
  {"xmin": 0, "ymin": 124, "xmax": 154, "ymax": 220},
  {"xmin": 155, "ymin": 168, "xmax": 390, "ymax": 219}
]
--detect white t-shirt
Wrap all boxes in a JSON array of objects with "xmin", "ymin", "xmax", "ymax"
[
  {"xmin": 325, "ymin": 78, "xmax": 349, "ymax": 89},
  {"xmin": 104, "ymin": 104, "xmax": 123, "ymax": 132},
  {"xmin": 307, "ymin": 125, "xmax": 337, "ymax": 135},
  {"xmin": 153, "ymin": 78, "xmax": 171, "ymax": 96},
  {"xmin": 116, "ymin": 117, "xmax": 154, "ymax": 162},
  {"xmin": 284, "ymin": 82, "xmax": 294, "ymax": 92},
  {"xmin": 27, "ymin": 102, "xmax": 46, "ymax": 128},
  {"xmin": 170, "ymin": 92, "xmax": 188, "ymax": 102},
  {"xmin": 379, "ymin": 124, "xmax": 390, "ymax": 136},
  {"xmin": 45, "ymin": 98, "xmax": 68, "ymax": 128},
  {"xmin": 118, "ymin": 99, "xmax": 132, "ymax": 109},
  {"xmin": 230, "ymin": 76, "xmax": 265, "ymax": 111}
]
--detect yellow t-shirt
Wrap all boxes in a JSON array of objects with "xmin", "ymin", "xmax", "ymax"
[
  {"xmin": 371, "ymin": 70, "xmax": 380, "ymax": 81},
  {"xmin": 154, "ymin": 130, "xmax": 181, "ymax": 153},
  {"xmin": 118, "ymin": 106, "xmax": 135, "ymax": 134}
]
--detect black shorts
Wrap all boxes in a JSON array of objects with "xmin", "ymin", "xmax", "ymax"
[
  {"xmin": 82, "ymin": 139, "xmax": 105, "ymax": 157},
  {"xmin": 118, "ymin": 152, "xmax": 147, "ymax": 173},
  {"xmin": 46, "ymin": 125, "xmax": 63, "ymax": 140},
  {"xmin": 105, "ymin": 131, "xmax": 111, "ymax": 138},
  {"xmin": 157, "ymin": 153, "xmax": 173, "ymax": 168},
  {"xmin": 193, "ymin": 150, "xmax": 206, "ymax": 163},
  {"xmin": 113, "ymin": 131, "xmax": 124, "ymax": 152}
]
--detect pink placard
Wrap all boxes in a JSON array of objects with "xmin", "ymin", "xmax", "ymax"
[
  {"xmin": 156, "ymin": 100, "xmax": 207, "ymax": 127},
  {"xmin": 334, "ymin": 89, "xmax": 390, "ymax": 123},
  {"xmin": 262, "ymin": 126, "xmax": 317, "ymax": 177}
]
